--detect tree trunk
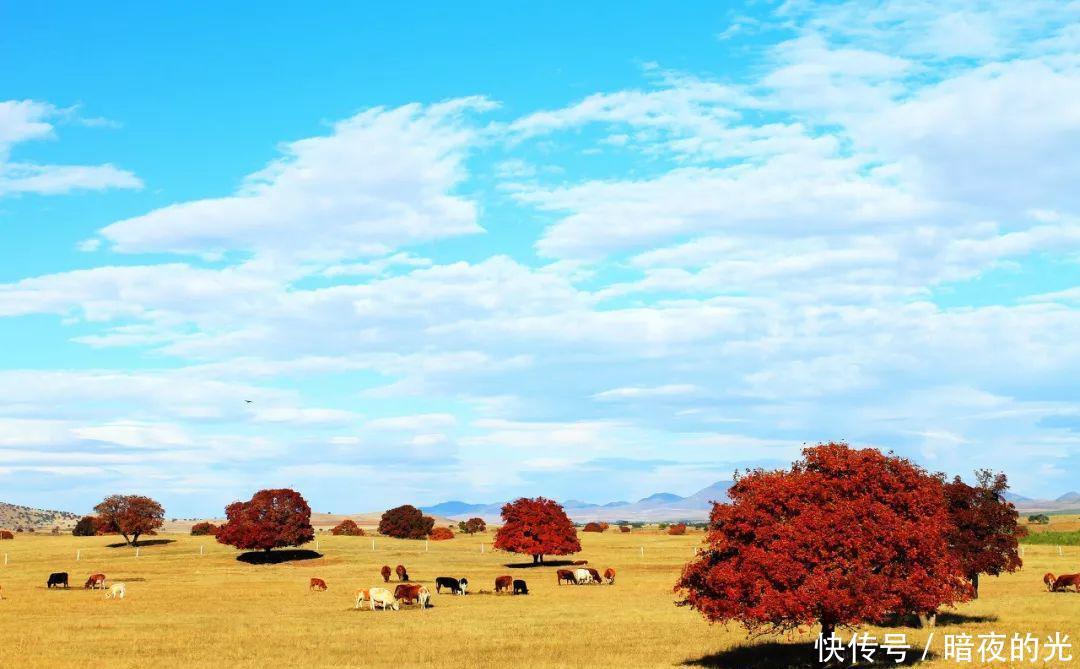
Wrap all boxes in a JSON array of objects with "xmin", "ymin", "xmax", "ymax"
[
  {"xmin": 539, "ymin": 554, "xmax": 544, "ymax": 564},
  {"xmin": 818, "ymin": 619, "xmax": 836, "ymax": 669},
  {"xmin": 917, "ymin": 612, "xmax": 937, "ymax": 628},
  {"xmin": 970, "ymin": 572, "xmax": 980, "ymax": 599},
  {"xmin": 532, "ymin": 554, "xmax": 539, "ymax": 564},
  {"xmin": 121, "ymin": 532, "xmax": 133, "ymax": 547}
]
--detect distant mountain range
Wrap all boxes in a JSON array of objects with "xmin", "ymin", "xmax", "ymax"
[
  {"xmin": 422, "ymin": 480, "xmax": 735, "ymax": 523},
  {"xmin": 0, "ymin": 502, "xmax": 80, "ymax": 530},
  {"xmin": 1009, "ymin": 491, "xmax": 1080, "ymax": 513}
]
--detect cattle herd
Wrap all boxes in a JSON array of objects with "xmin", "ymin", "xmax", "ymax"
[
  {"xmin": 1, "ymin": 558, "xmax": 617, "ymax": 610},
  {"xmin": 321, "ymin": 562, "xmax": 615, "ymax": 612}
]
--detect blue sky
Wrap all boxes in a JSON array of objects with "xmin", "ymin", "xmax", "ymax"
[{"xmin": 1, "ymin": 2, "xmax": 1079, "ymax": 517}]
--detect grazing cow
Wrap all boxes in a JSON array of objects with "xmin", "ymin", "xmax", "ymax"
[
  {"xmin": 309, "ymin": 577, "xmax": 328, "ymax": 591},
  {"xmin": 381, "ymin": 565, "xmax": 392, "ymax": 583},
  {"xmin": 512, "ymin": 579, "xmax": 528, "ymax": 595},
  {"xmin": 587, "ymin": 568, "xmax": 602, "ymax": 584},
  {"xmin": 572, "ymin": 568, "xmax": 595, "ymax": 585},
  {"xmin": 435, "ymin": 576, "xmax": 468, "ymax": 595},
  {"xmin": 603, "ymin": 567, "xmax": 616, "ymax": 584},
  {"xmin": 395, "ymin": 583, "xmax": 431, "ymax": 609},
  {"xmin": 1052, "ymin": 573, "xmax": 1080, "ymax": 592},
  {"xmin": 571, "ymin": 559, "xmax": 588, "ymax": 565},
  {"xmin": 556, "ymin": 569, "xmax": 574, "ymax": 585},
  {"xmin": 105, "ymin": 583, "xmax": 125, "ymax": 600},
  {"xmin": 354, "ymin": 588, "xmax": 370, "ymax": 610},
  {"xmin": 494, "ymin": 575, "xmax": 513, "ymax": 594},
  {"xmin": 1045, "ymin": 572, "xmax": 1057, "ymax": 591},
  {"xmin": 46, "ymin": 572, "xmax": 69, "ymax": 589},
  {"xmin": 396, "ymin": 564, "xmax": 409, "ymax": 582},
  {"xmin": 369, "ymin": 587, "xmax": 399, "ymax": 611},
  {"xmin": 84, "ymin": 573, "xmax": 106, "ymax": 590}
]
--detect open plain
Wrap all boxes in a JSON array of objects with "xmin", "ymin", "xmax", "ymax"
[{"xmin": 0, "ymin": 527, "xmax": 1077, "ymax": 668}]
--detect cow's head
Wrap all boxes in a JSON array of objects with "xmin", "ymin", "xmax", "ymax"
[{"xmin": 460, "ymin": 577, "xmax": 468, "ymax": 593}]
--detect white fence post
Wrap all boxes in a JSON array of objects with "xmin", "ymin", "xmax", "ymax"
[
  {"xmin": 640, "ymin": 546, "xmax": 644, "ymax": 558},
  {"xmin": 200, "ymin": 545, "xmax": 204, "ymax": 556},
  {"xmin": 316, "ymin": 540, "xmax": 320, "ymax": 551},
  {"xmin": 425, "ymin": 539, "xmax": 429, "ymax": 552},
  {"xmin": 480, "ymin": 543, "xmax": 484, "ymax": 554},
  {"xmin": 76, "ymin": 549, "xmax": 81, "ymax": 561},
  {"xmin": 135, "ymin": 547, "xmax": 140, "ymax": 558},
  {"xmin": 3, "ymin": 553, "xmax": 7, "ymax": 565},
  {"xmin": 1059, "ymin": 546, "xmax": 1063, "ymax": 557},
  {"xmin": 371, "ymin": 539, "xmax": 375, "ymax": 551}
]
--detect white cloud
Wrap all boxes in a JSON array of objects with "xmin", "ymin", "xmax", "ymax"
[
  {"xmin": 0, "ymin": 99, "xmax": 141, "ymax": 196},
  {"xmin": 99, "ymin": 99, "xmax": 494, "ymax": 262}
]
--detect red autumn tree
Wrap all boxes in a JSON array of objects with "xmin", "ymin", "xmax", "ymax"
[
  {"xmin": 429, "ymin": 526, "xmax": 454, "ymax": 540},
  {"xmin": 493, "ymin": 497, "xmax": 581, "ymax": 564},
  {"xmin": 330, "ymin": 519, "xmax": 365, "ymax": 536},
  {"xmin": 458, "ymin": 517, "xmax": 487, "ymax": 534},
  {"xmin": 190, "ymin": 521, "xmax": 219, "ymax": 536},
  {"xmin": 943, "ymin": 470, "xmax": 1026, "ymax": 598},
  {"xmin": 378, "ymin": 504, "xmax": 435, "ymax": 539},
  {"xmin": 676, "ymin": 442, "xmax": 969, "ymax": 642},
  {"xmin": 93, "ymin": 494, "xmax": 165, "ymax": 547},
  {"xmin": 667, "ymin": 522, "xmax": 687, "ymax": 535},
  {"xmin": 215, "ymin": 488, "xmax": 315, "ymax": 553}
]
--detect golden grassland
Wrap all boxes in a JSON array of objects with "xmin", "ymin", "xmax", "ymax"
[{"xmin": 0, "ymin": 529, "xmax": 1077, "ymax": 669}]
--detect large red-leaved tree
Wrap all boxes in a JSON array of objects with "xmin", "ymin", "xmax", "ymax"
[
  {"xmin": 493, "ymin": 497, "xmax": 581, "ymax": 564},
  {"xmin": 676, "ymin": 442, "xmax": 969, "ymax": 643},
  {"xmin": 944, "ymin": 469, "xmax": 1026, "ymax": 598},
  {"xmin": 215, "ymin": 488, "xmax": 315, "ymax": 553},
  {"xmin": 378, "ymin": 505, "xmax": 435, "ymax": 539},
  {"xmin": 93, "ymin": 495, "xmax": 165, "ymax": 547}
]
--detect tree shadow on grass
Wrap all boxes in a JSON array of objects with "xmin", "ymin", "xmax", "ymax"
[
  {"xmin": 684, "ymin": 642, "xmax": 937, "ymax": 668},
  {"xmin": 503, "ymin": 560, "xmax": 586, "ymax": 569},
  {"xmin": 105, "ymin": 539, "xmax": 176, "ymax": 548},
  {"xmin": 237, "ymin": 549, "xmax": 323, "ymax": 565}
]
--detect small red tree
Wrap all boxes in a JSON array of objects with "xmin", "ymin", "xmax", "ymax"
[
  {"xmin": 944, "ymin": 470, "xmax": 1026, "ymax": 598},
  {"xmin": 330, "ymin": 519, "xmax": 365, "ymax": 536},
  {"xmin": 93, "ymin": 495, "xmax": 165, "ymax": 547},
  {"xmin": 72, "ymin": 516, "xmax": 99, "ymax": 537},
  {"xmin": 676, "ymin": 443, "xmax": 968, "ymax": 643},
  {"xmin": 667, "ymin": 523, "xmax": 687, "ymax": 535},
  {"xmin": 378, "ymin": 505, "xmax": 435, "ymax": 539},
  {"xmin": 583, "ymin": 522, "xmax": 608, "ymax": 533},
  {"xmin": 493, "ymin": 497, "xmax": 581, "ymax": 564},
  {"xmin": 215, "ymin": 488, "xmax": 315, "ymax": 553},
  {"xmin": 458, "ymin": 517, "xmax": 487, "ymax": 534},
  {"xmin": 429, "ymin": 527, "xmax": 454, "ymax": 540},
  {"xmin": 190, "ymin": 521, "xmax": 219, "ymax": 536}
]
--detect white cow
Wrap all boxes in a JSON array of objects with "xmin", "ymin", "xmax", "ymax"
[
  {"xmin": 368, "ymin": 587, "xmax": 399, "ymax": 611},
  {"xmin": 105, "ymin": 583, "xmax": 125, "ymax": 600},
  {"xmin": 417, "ymin": 586, "xmax": 431, "ymax": 611},
  {"xmin": 354, "ymin": 588, "xmax": 370, "ymax": 610},
  {"xmin": 572, "ymin": 568, "xmax": 594, "ymax": 585}
]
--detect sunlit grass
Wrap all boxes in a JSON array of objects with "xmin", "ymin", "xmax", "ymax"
[{"xmin": 0, "ymin": 531, "xmax": 1076, "ymax": 668}]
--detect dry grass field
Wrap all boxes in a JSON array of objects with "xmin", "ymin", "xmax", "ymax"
[{"xmin": 0, "ymin": 530, "xmax": 1077, "ymax": 668}]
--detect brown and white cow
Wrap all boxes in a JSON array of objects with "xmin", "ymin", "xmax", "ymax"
[
  {"xmin": 1052, "ymin": 573, "xmax": 1080, "ymax": 592},
  {"xmin": 381, "ymin": 565, "xmax": 392, "ymax": 583},
  {"xmin": 309, "ymin": 577, "xmax": 328, "ymax": 591},
  {"xmin": 586, "ymin": 568, "xmax": 602, "ymax": 584},
  {"xmin": 84, "ymin": 573, "xmax": 106, "ymax": 590},
  {"xmin": 395, "ymin": 564, "xmax": 409, "ymax": 582},
  {"xmin": 395, "ymin": 583, "xmax": 431, "ymax": 609},
  {"xmin": 494, "ymin": 575, "xmax": 513, "ymax": 594},
  {"xmin": 603, "ymin": 567, "xmax": 616, "ymax": 584},
  {"xmin": 1044, "ymin": 572, "xmax": 1057, "ymax": 591},
  {"xmin": 354, "ymin": 588, "xmax": 371, "ymax": 610},
  {"xmin": 556, "ymin": 569, "xmax": 574, "ymax": 585}
]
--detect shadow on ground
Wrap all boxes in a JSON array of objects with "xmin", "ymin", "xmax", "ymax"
[
  {"xmin": 503, "ymin": 560, "xmax": 588, "ymax": 568},
  {"xmin": 684, "ymin": 642, "xmax": 937, "ymax": 668},
  {"xmin": 106, "ymin": 539, "xmax": 176, "ymax": 548},
  {"xmin": 237, "ymin": 549, "xmax": 323, "ymax": 564}
]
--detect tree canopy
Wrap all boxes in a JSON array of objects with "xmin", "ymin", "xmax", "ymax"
[
  {"xmin": 675, "ymin": 442, "xmax": 969, "ymax": 640},
  {"xmin": 493, "ymin": 497, "xmax": 580, "ymax": 564},
  {"xmin": 215, "ymin": 488, "xmax": 315, "ymax": 553},
  {"xmin": 944, "ymin": 469, "xmax": 1026, "ymax": 597},
  {"xmin": 378, "ymin": 504, "xmax": 435, "ymax": 539},
  {"xmin": 93, "ymin": 494, "xmax": 165, "ymax": 546}
]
